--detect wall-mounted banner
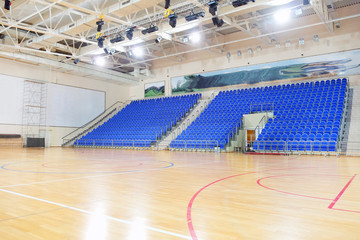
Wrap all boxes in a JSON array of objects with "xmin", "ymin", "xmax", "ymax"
[
  {"xmin": 145, "ymin": 81, "xmax": 165, "ymax": 98},
  {"xmin": 171, "ymin": 49, "xmax": 360, "ymax": 94}
]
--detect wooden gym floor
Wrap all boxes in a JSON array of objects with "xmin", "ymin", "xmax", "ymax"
[{"xmin": 0, "ymin": 148, "xmax": 359, "ymax": 240}]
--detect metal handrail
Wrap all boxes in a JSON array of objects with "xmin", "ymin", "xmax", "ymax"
[
  {"xmin": 251, "ymin": 140, "xmax": 337, "ymax": 155},
  {"xmin": 169, "ymin": 140, "xmax": 220, "ymax": 151},
  {"xmin": 62, "ymin": 101, "xmax": 126, "ymax": 140},
  {"xmin": 226, "ymin": 118, "xmax": 243, "ymax": 147}
]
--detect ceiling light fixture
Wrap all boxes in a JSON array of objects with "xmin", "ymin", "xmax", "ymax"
[
  {"xmin": 141, "ymin": 25, "xmax": 159, "ymax": 35},
  {"xmin": 212, "ymin": 16, "xmax": 224, "ymax": 27},
  {"xmin": 232, "ymin": 0, "xmax": 255, "ymax": 8},
  {"xmin": 268, "ymin": 0, "xmax": 292, "ymax": 6},
  {"xmin": 94, "ymin": 57, "xmax": 106, "ymax": 66},
  {"xmin": 126, "ymin": 27, "xmax": 136, "ymax": 40},
  {"xmin": 285, "ymin": 40, "xmax": 291, "ymax": 47},
  {"xmin": 110, "ymin": 35, "xmax": 125, "ymax": 44},
  {"xmin": 155, "ymin": 36, "xmax": 162, "ymax": 43},
  {"xmin": 189, "ymin": 32, "xmax": 201, "ymax": 43},
  {"xmin": 274, "ymin": 9, "xmax": 291, "ymax": 24},
  {"xmin": 97, "ymin": 36, "xmax": 105, "ymax": 48},
  {"xmin": 169, "ymin": 13, "xmax": 177, "ymax": 28},
  {"xmin": 185, "ymin": 11, "xmax": 205, "ymax": 22},
  {"xmin": 313, "ymin": 35, "xmax": 319, "ymax": 42},
  {"xmin": 96, "ymin": 20, "xmax": 104, "ymax": 32},
  {"xmin": 299, "ymin": 38, "xmax": 305, "ymax": 45},
  {"xmin": 4, "ymin": 0, "xmax": 11, "ymax": 10},
  {"xmin": 132, "ymin": 47, "xmax": 144, "ymax": 57},
  {"xmin": 295, "ymin": 7, "xmax": 303, "ymax": 16},
  {"xmin": 208, "ymin": 1, "xmax": 219, "ymax": 16}
]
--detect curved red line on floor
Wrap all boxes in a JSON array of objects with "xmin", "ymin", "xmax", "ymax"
[
  {"xmin": 257, "ymin": 174, "xmax": 353, "ymax": 201},
  {"xmin": 186, "ymin": 166, "xmax": 352, "ymax": 240},
  {"xmin": 187, "ymin": 172, "xmax": 255, "ymax": 240}
]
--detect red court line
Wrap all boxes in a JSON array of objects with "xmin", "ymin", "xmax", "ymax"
[
  {"xmin": 186, "ymin": 166, "xmax": 334, "ymax": 240},
  {"xmin": 328, "ymin": 174, "xmax": 357, "ymax": 209},
  {"xmin": 257, "ymin": 174, "xmax": 353, "ymax": 201},
  {"xmin": 187, "ymin": 172, "xmax": 255, "ymax": 240},
  {"xmin": 331, "ymin": 208, "xmax": 360, "ymax": 214}
]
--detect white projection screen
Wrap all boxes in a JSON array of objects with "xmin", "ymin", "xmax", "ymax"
[
  {"xmin": 0, "ymin": 73, "xmax": 105, "ymax": 128},
  {"xmin": 46, "ymin": 84, "xmax": 105, "ymax": 127}
]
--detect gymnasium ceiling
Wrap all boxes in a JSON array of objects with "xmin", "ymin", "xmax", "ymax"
[{"xmin": 0, "ymin": 0, "xmax": 359, "ymax": 84}]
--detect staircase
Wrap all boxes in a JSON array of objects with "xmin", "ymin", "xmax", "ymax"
[
  {"xmin": 62, "ymin": 101, "xmax": 129, "ymax": 147},
  {"xmin": 225, "ymin": 128, "xmax": 243, "ymax": 152},
  {"xmin": 155, "ymin": 94, "xmax": 217, "ymax": 150}
]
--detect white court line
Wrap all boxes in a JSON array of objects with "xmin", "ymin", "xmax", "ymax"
[
  {"xmin": 0, "ymin": 188, "xmax": 191, "ymax": 240},
  {"xmin": 0, "ymin": 160, "xmax": 218, "ymax": 189}
]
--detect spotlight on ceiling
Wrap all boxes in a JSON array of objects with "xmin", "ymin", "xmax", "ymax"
[
  {"xmin": 155, "ymin": 36, "xmax": 162, "ymax": 43},
  {"xmin": 141, "ymin": 25, "xmax": 159, "ymax": 35},
  {"xmin": 97, "ymin": 36, "xmax": 105, "ymax": 48},
  {"xmin": 73, "ymin": 58, "xmax": 79, "ymax": 64},
  {"xmin": 185, "ymin": 11, "xmax": 205, "ymax": 22},
  {"xmin": 4, "ymin": 0, "xmax": 10, "ymax": 10},
  {"xmin": 275, "ymin": 42, "xmax": 280, "ymax": 48},
  {"xmin": 104, "ymin": 48, "xmax": 115, "ymax": 55},
  {"xmin": 237, "ymin": 50, "xmax": 242, "ymax": 56},
  {"xmin": 212, "ymin": 16, "xmax": 224, "ymax": 27},
  {"xmin": 257, "ymin": 46, "xmax": 262, "ymax": 52},
  {"xmin": 110, "ymin": 35, "xmax": 125, "ymax": 44},
  {"xmin": 96, "ymin": 20, "xmax": 104, "ymax": 32},
  {"xmin": 232, "ymin": 0, "xmax": 255, "ymax": 8},
  {"xmin": 208, "ymin": 1, "xmax": 219, "ymax": 16},
  {"xmin": 248, "ymin": 48, "xmax": 253, "ymax": 54},
  {"xmin": 169, "ymin": 13, "xmax": 177, "ymax": 28},
  {"xmin": 274, "ymin": 9, "xmax": 291, "ymax": 24},
  {"xmin": 126, "ymin": 27, "xmax": 136, "ymax": 40},
  {"xmin": 189, "ymin": 32, "xmax": 201, "ymax": 43}
]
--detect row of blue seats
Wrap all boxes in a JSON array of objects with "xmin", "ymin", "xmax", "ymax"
[
  {"xmin": 77, "ymin": 94, "xmax": 201, "ymax": 147},
  {"xmin": 75, "ymin": 139, "xmax": 152, "ymax": 147},
  {"xmin": 172, "ymin": 79, "xmax": 347, "ymax": 151}
]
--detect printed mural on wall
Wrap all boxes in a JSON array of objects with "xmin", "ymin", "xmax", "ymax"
[
  {"xmin": 145, "ymin": 81, "xmax": 165, "ymax": 98},
  {"xmin": 171, "ymin": 49, "xmax": 360, "ymax": 94}
]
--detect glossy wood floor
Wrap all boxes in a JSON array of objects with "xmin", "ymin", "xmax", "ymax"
[{"xmin": 0, "ymin": 147, "xmax": 359, "ymax": 240}]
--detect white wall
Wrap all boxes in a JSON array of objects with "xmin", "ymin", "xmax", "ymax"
[{"xmin": 0, "ymin": 58, "xmax": 133, "ymax": 146}]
